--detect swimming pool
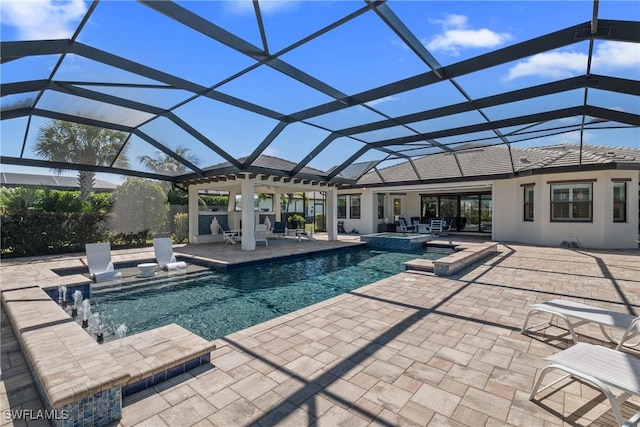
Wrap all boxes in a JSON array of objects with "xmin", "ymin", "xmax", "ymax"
[{"xmin": 92, "ymin": 247, "xmax": 444, "ymax": 341}]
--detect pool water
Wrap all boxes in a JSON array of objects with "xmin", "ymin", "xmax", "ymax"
[{"xmin": 92, "ymin": 247, "xmax": 444, "ymax": 341}]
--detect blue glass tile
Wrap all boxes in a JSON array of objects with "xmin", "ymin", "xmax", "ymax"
[
  {"xmin": 185, "ymin": 357, "xmax": 200, "ymax": 371},
  {"xmin": 167, "ymin": 364, "xmax": 185, "ymax": 378}
]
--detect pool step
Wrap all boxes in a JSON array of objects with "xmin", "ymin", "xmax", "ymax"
[
  {"xmin": 404, "ymin": 259, "xmax": 434, "ymax": 272},
  {"xmin": 425, "ymin": 243, "xmax": 457, "ymax": 255},
  {"xmin": 426, "ymin": 247, "xmax": 455, "ymax": 255}
]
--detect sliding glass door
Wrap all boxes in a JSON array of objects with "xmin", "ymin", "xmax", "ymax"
[{"xmin": 419, "ymin": 193, "xmax": 492, "ymax": 233}]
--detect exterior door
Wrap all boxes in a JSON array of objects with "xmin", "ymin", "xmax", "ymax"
[{"xmin": 393, "ymin": 197, "xmax": 402, "ymax": 222}]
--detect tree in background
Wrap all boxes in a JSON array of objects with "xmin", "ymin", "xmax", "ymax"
[
  {"xmin": 110, "ymin": 178, "xmax": 168, "ymax": 241},
  {"xmin": 138, "ymin": 144, "xmax": 200, "ymax": 192},
  {"xmin": 281, "ymin": 192, "xmax": 307, "ymax": 213},
  {"xmin": 35, "ymin": 120, "xmax": 129, "ymax": 201}
]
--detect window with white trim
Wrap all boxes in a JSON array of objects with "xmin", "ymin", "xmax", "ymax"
[
  {"xmin": 350, "ymin": 195, "xmax": 361, "ymax": 219},
  {"xmin": 550, "ymin": 183, "xmax": 592, "ymax": 222},
  {"xmin": 337, "ymin": 195, "xmax": 347, "ymax": 219},
  {"xmin": 523, "ymin": 185, "xmax": 534, "ymax": 221},
  {"xmin": 613, "ymin": 182, "xmax": 627, "ymax": 222}
]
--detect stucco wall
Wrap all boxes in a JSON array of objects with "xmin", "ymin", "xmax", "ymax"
[
  {"xmin": 344, "ymin": 170, "xmax": 638, "ymax": 249},
  {"xmin": 494, "ymin": 170, "xmax": 639, "ymax": 249}
]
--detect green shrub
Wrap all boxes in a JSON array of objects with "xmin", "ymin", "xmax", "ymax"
[
  {"xmin": 1, "ymin": 211, "xmax": 108, "ymax": 257},
  {"xmin": 200, "ymin": 194, "xmax": 228, "ymax": 209},
  {"xmin": 167, "ymin": 188, "xmax": 187, "ymax": 205},
  {"xmin": 90, "ymin": 192, "xmax": 114, "ymax": 212},
  {"xmin": 38, "ymin": 188, "xmax": 88, "ymax": 212},
  {"xmin": 287, "ymin": 213, "xmax": 305, "ymax": 227},
  {"xmin": 173, "ymin": 212, "xmax": 188, "ymax": 243},
  {"xmin": 110, "ymin": 178, "xmax": 168, "ymax": 236},
  {"xmin": 0, "ymin": 187, "xmax": 41, "ymax": 213}
]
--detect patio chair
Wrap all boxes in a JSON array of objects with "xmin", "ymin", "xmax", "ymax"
[
  {"xmin": 85, "ymin": 242, "xmax": 122, "ymax": 283},
  {"xmin": 428, "ymin": 218, "xmax": 444, "ymax": 236},
  {"xmin": 272, "ymin": 221, "xmax": 287, "ymax": 238},
  {"xmin": 398, "ymin": 217, "xmax": 416, "ymax": 233},
  {"xmin": 338, "ymin": 221, "xmax": 346, "ymax": 234},
  {"xmin": 153, "ymin": 238, "xmax": 187, "ymax": 271},
  {"xmin": 521, "ymin": 299, "xmax": 640, "ymax": 350},
  {"xmin": 255, "ymin": 224, "xmax": 268, "ymax": 246},
  {"xmin": 440, "ymin": 219, "xmax": 453, "ymax": 236},
  {"xmin": 219, "ymin": 222, "xmax": 241, "ymax": 245},
  {"xmin": 529, "ymin": 343, "xmax": 640, "ymax": 427}
]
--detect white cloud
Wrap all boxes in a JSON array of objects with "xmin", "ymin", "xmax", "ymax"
[
  {"xmin": 224, "ymin": 0, "xmax": 298, "ymax": 16},
  {"xmin": 0, "ymin": 0, "xmax": 86, "ymax": 40},
  {"xmin": 364, "ymin": 96, "xmax": 399, "ymax": 107},
  {"xmin": 592, "ymin": 41, "xmax": 640, "ymax": 71},
  {"xmin": 506, "ymin": 51, "xmax": 586, "ymax": 80},
  {"xmin": 506, "ymin": 41, "xmax": 639, "ymax": 80},
  {"xmin": 424, "ymin": 14, "xmax": 512, "ymax": 56}
]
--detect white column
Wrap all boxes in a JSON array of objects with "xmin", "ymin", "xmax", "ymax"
[
  {"xmin": 188, "ymin": 185, "xmax": 199, "ymax": 242},
  {"xmin": 275, "ymin": 190, "xmax": 282, "ymax": 221},
  {"xmin": 241, "ymin": 179, "xmax": 256, "ymax": 250},
  {"xmin": 227, "ymin": 189, "xmax": 236, "ymax": 213},
  {"xmin": 326, "ymin": 188, "xmax": 337, "ymax": 241}
]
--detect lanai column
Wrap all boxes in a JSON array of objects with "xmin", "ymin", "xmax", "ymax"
[
  {"xmin": 188, "ymin": 184, "xmax": 200, "ymax": 242},
  {"xmin": 227, "ymin": 189, "xmax": 236, "ymax": 215},
  {"xmin": 326, "ymin": 188, "xmax": 337, "ymax": 241},
  {"xmin": 274, "ymin": 190, "xmax": 282, "ymax": 221},
  {"xmin": 241, "ymin": 178, "xmax": 256, "ymax": 250}
]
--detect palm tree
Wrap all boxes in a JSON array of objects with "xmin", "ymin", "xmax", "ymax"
[
  {"xmin": 138, "ymin": 144, "xmax": 200, "ymax": 192},
  {"xmin": 35, "ymin": 120, "xmax": 129, "ymax": 201}
]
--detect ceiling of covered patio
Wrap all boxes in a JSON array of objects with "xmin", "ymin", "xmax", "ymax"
[{"xmin": 1, "ymin": 0, "xmax": 638, "ymax": 188}]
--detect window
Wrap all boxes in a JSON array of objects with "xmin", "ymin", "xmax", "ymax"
[
  {"xmin": 337, "ymin": 195, "xmax": 347, "ymax": 219},
  {"xmin": 523, "ymin": 185, "xmax": 534, "ymax": 221},
  {"xmin": 350, "ymin": 195, "xmax": 361, "ymax": 219},
  {"xmin": 420, "ymin": 196, "xmax": 437, "ymax": 220},
  {"xmin": 377, "ymin": 194, "xmax": 384, "ymax": 219},
  {"xmin": 613, "ymin": 182, "xmax": 627, "ymax": 222},
  {"xmin": 550, "ymin": 183, "xmax": 592, "ymax": 222}
]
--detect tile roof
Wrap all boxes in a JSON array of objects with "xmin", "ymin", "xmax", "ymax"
[{"xmin": 356, "ymin": 144, "xmax": 640, "ymax": 185}]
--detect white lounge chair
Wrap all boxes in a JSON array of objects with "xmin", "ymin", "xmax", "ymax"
[
  {"xmin": 85, "ymin": 242, "xmax": 122, "ymax": 282},
  {"xmin": 521, "ymin": 299, "xmax": 640, "ymax": 350},
  {"xmin": 152, "ymin": 238, "xmax": 187, "ymax": 271},
  {"xmin": 529, "ymin": 343, "xmax": 640, "ymax": 427},
  {"xmin": 255, "ymin": 224, "xmax": 268, "ymax": 246}
]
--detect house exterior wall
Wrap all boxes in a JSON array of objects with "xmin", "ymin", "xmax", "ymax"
[
  {"xmin": 342, "ymin": 169, "xmax": 638, "ymax": 249},
  {"xmin": 494, "ymin": 170, "xmax": 638, "ymax": 249}
]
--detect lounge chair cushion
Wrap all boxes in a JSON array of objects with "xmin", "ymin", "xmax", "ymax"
[{"xmin": 163, "ymin": 261, "xmax": 187, "ymax": 271}]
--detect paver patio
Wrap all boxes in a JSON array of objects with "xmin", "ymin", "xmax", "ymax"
[{"xmin": 1, "ymin": 237, "xmax": 638, "ymax": 426}]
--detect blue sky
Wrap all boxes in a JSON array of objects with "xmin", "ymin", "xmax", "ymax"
[{"xmin": 1, "ymin": 0, "xmax": 638, "ymax": 183}]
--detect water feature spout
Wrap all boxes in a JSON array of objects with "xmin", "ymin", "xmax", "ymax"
[
  {"xmin": 71, "ymin": 290, "xmax": 83, "ymax": 317},
  {"xmin": 89, "ymin": 313, "xmax": 104, "ymax": 343},
  {"xmin": 58, "ymin": 285, "xmax": 67, "ymax": 308},
  {"xmin": 81, "ymin": 299, "xmax": 91, "ymax": 328},
  {"xmin": 116, "ymin": 324, "xmax": 128, "ymax": 339}
]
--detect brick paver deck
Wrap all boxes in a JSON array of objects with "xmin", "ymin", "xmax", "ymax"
[{"xmin": 1, "ymin": 237, "xmax": 638, "ymax": 426}]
